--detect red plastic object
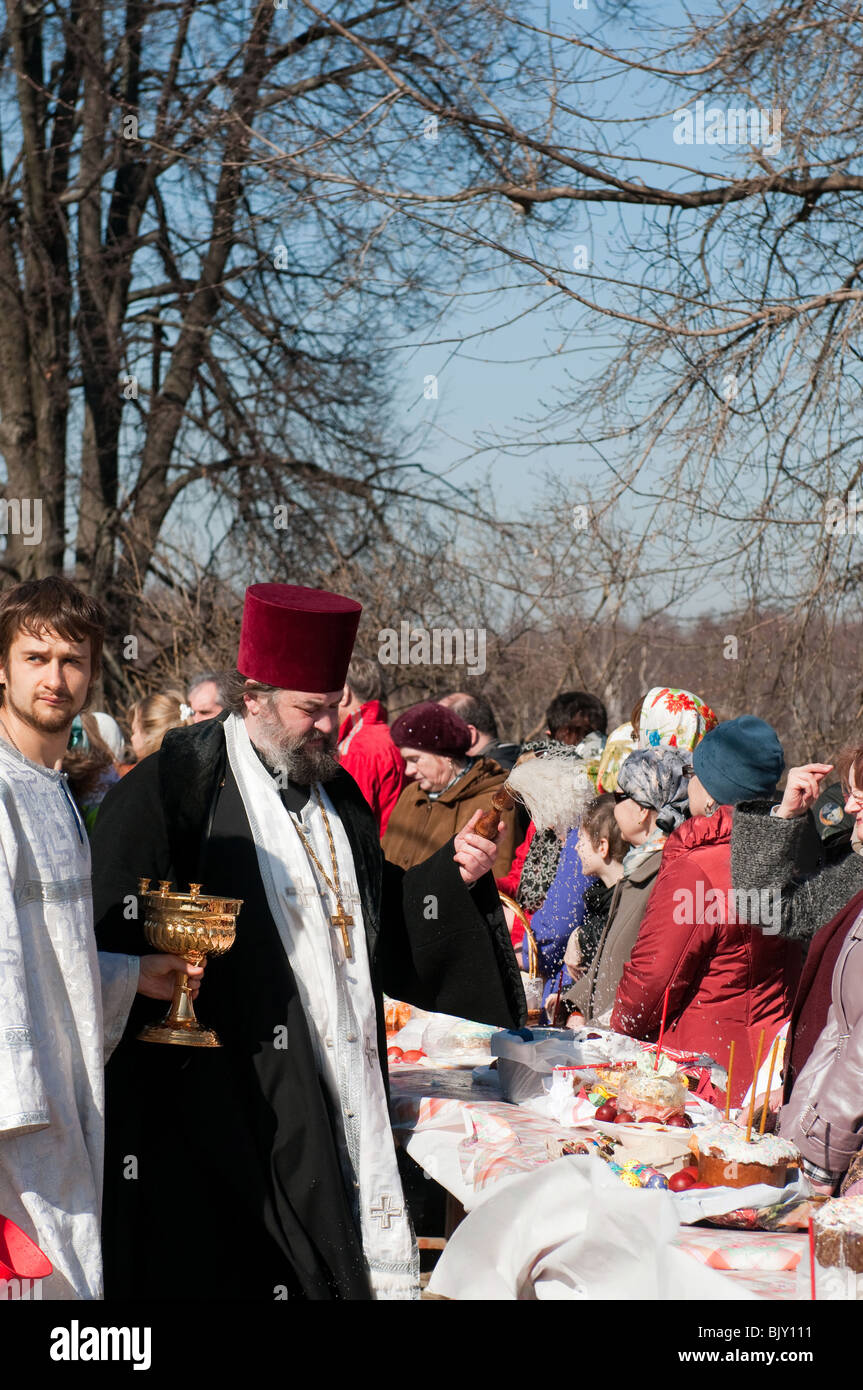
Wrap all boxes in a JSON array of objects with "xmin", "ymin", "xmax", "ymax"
[{"xmin": 0, "ymin": 1216, "xmax": 52, "ymax": 1281}]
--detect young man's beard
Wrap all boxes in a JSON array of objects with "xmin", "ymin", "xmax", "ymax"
[
  {"xmin": 2, "ymin": 684, "xmax": 82, "ymax": 735},
  {"xmin": 252, "ymin": 702, "xmax": 341, "ymax": 785}
]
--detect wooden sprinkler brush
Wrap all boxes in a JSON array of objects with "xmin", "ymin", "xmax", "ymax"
[{"xmin": 474, "ymin": 788, "xmax": 515, "ymax": 839}]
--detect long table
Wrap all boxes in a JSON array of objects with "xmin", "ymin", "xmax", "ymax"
[{"xmin": 389, "ymin": 1063, "xmax": 808, "ymax": 1300}]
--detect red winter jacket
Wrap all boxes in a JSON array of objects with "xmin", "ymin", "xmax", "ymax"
[
  {"xmin": 495, "ymin": 821, "xmax": 535, "ymax": 950},
  {"xmin": 611, "ymin": 807, "xmax": 802, "ymax": 1104},
  {"xmin": 337, "ymin": 701, "xmax": 405, "ymax": 836}
]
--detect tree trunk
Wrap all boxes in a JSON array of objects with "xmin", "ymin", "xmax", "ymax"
[{"xmin": 4, "ymin": 0, "xmax": 76, "ymax": 575}]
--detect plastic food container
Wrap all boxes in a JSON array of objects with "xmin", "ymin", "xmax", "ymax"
[
  {"xmin": 616, "ymin": 1069, "xmax": 688, "ymax": 1122},
  {"xmin": 491, "ymin": 1028, "xmax": 590, "ymax": 1103}
]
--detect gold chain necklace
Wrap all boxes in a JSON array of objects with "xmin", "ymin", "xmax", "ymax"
[{"xmin": 289, "ymin": 786, "xmax": 354, "ymax": 960}]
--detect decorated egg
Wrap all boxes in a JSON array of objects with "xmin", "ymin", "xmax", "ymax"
[{"xmin": 640, "ymin": 1168, "xmax": 669, "ymax": 1190}]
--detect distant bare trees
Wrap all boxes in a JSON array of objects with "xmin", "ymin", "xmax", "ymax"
[
  {"xmin": 272, "ymin": 0, "xmax": 863, "ymax": 690},
  {"xmin": 3, "ymin": 0, "xmax": 863, "ymax": 747},
  {"xmin": 0, "ymin": 0, "xmax": 524, "ymax": 686}
]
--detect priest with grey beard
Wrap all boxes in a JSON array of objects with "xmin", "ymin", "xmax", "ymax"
[{"xmin": 91, "ymin": 583, "xmax": 524, "ymax": 1301}]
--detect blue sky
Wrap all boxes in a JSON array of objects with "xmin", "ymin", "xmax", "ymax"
[{"xmin": 373, "ymin": 0, "xmax": 826, "ymax": 629}]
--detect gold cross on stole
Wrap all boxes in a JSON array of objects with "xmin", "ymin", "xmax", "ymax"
[{"xmin": 331, "ymin": 903, "xmax": 354, "ymax": 960}]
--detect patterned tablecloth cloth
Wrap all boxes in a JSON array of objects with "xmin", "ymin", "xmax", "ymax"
[{"xmin": 390, "ymin": 1065, "xmax": 808, "ymax": 1300}]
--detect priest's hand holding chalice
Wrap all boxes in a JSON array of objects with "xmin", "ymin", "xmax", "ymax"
[{"xmin": 135, "ymin": 878, "xmax": 242, "ymax": 1047}]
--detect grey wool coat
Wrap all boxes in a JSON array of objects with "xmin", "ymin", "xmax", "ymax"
[{"xmin": 730, "ymin": 800, "xmax": 863, "ymax": 945}]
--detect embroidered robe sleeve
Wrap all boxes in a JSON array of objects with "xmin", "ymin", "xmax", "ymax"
[
  {"xmin": 97, "ymin": 952, "xmax": 140, "ymax": 1060},
  {"xmin": 0, "ymin": 790, "xmax": 50, "ymax": 1137}
]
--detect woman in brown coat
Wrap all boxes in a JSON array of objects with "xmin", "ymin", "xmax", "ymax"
[{"xmin": 383, "ymin": 701, "xmax": 519, "ymax": 877}]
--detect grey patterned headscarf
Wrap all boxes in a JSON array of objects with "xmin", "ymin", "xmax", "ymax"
[{"xmin": 617, "ymin": 746, "xmax": 692, "ymax": 833}]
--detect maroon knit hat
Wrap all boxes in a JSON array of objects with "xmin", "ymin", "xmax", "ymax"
[{"xmin": 390, "ymin": 701, "xmax": 472, "ymax": 757}]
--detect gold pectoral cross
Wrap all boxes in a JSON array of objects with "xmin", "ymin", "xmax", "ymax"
[{"xmin": 331, "ymin": 905, "xmax": 354, "ymax": 960}]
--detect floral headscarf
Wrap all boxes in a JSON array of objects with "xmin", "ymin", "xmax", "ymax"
[
  {"xmin": 596, "ymin": 721, "xmax": 637, "ymax": 793},
  {"xmin": 637, "ymin": 687, "xmax": 718, "ymax": 753}
]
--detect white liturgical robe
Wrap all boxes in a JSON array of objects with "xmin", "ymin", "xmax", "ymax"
[{"xmin": 0, "ymin": 741, "xmax": 138, "ymax": 1300}]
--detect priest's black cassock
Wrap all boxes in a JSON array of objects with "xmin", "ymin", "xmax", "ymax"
[{"xmin": 91, "ymin": 714, "xmax": 524, "ymax": 1300}]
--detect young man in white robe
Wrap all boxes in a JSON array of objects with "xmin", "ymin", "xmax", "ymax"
[{"xmin": 0, "ymin": 577, "xmax": 205, "ymax": 1300}]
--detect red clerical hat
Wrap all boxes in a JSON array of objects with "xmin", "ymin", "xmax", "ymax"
[{"xmin": 237, "ymin": 583, "xmax": 362, "ymax": 692}]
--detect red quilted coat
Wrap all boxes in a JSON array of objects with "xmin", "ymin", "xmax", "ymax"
[
  {"xmin": 337, "ymin": 700, "xmax": 405, "ymax": 836},
  {"xmin": 611, "ymin": 807, "xmax": 802, "ymax": 1104}
]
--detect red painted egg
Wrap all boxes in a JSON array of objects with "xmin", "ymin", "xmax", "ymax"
[{"xmin": 668, "ymin": 1169, "xmax": 698, "ymax": 1191}]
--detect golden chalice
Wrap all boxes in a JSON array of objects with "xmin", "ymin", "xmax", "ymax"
[{"xmin": 136, "ymin": 879, "xmax": 242, "ymax": 1048}]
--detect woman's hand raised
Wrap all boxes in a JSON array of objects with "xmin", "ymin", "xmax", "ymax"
[{"xmin": 774, "ymin": 763, "xmax": 834, "ymax": 819}]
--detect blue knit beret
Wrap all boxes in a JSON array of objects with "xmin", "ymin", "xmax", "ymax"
[{"xmin": 692, "ymin": 715, "xmax": 785, "ymax": 806}]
